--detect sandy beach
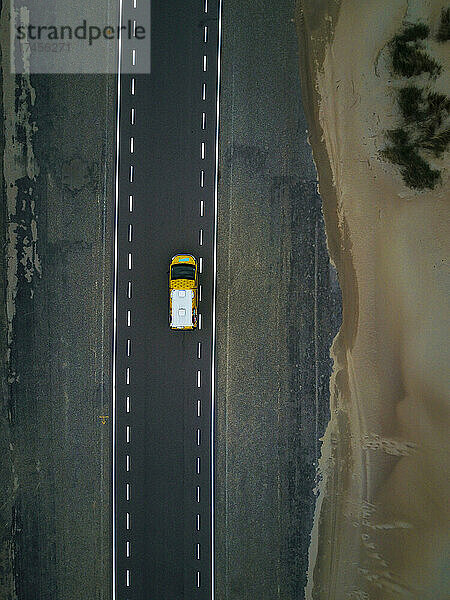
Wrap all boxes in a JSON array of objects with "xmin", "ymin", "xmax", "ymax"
[{"xmin": 295, "ymin": 1, "xmax": 450, "ymax": 598}]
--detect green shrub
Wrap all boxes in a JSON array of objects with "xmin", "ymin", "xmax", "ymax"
[
  {"xmin": 418, "ymin": 127, "xmax": 450, "ymax": 156},
  {"xmin": 437, "ymin": 8, "xmax": 450, "ymax": 42},
  {"xmin": 392, "ymin": 42, "xmax": 442, "ymax": 77},
  {"xmin": 381, "ymin": 129, "xmax": 414, "ymax": 167},
  {"xmin": 397, "ymin": 86, "xmax": 424, "ymax": 121},
  {"xmin": 390, "ymin": 23, "xmax": 441, "ymax": 78},
  {"xmin": 414, "ymin": 92, "xmax": 450, "ymax": 138},
  {"xmin": 382, "ymin": 22, "xmax": 448, "ymax": 189},
  {"xmin": 386, "ymin": 127, "xmax": 410, "ymax": 147},
  {"xmin": 381, "ymin": 128, "xmax": 442, "ymax": 190},
  {"xmin": 402, "ymin": 156, "xmax": 441, "ymax": 189},
  {"xmin": 394, "ymin": 23, "xmax": 430, "ymax": 44},
  {"xmin": 426, "ymin": 91, "xmax": 450, "ymax": 118}
]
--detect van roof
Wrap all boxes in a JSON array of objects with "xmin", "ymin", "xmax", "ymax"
[{"xmin": 171, "ymin": 289, "xmax": 194, "ymax": 328}]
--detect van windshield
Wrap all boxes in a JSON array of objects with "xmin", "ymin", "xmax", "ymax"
[{"xmin": 171, "ymin": 264, "xmax": 196, "ymax": 280}]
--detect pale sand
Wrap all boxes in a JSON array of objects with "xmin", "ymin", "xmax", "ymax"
[{"xmin": 295, "ymin": 1, "xmax": 449, "ymax": 598}]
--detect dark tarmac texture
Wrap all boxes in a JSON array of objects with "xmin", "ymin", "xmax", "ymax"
[
  {"xmin": 215, "ymin": 1, "xmax": 342, "ymax": 598},
  {"xmin": 0, "ymin": 5, "xmax": 116, "ymax": 593}
]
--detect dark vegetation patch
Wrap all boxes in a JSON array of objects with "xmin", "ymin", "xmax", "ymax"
[
  {"xmin": 381, "ymin": 22, "xmax": 449, "ymax": 190},
  {"xmin": 390, "ymin": 23, "xmax": 441, "ymax": 78},
  {"xmin": 437, "ymin": 7, "xmax": 450, "ymax": 42},
  {"xmin": 381, "ymin": 129, "xmax": 441, "ymax": 190},
  {"xmin": 394, "ymin": 22, "xmax": 430, "ymax": 43}
]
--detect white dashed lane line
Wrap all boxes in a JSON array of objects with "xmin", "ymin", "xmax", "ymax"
[
  {"xmin": 117, "ymin": 2, "xmax": 218, "ymax": 593},
  {"xmin": 199, "ymin": 284, "xmax": 202, "ymax": 302},
  {"xmin": 125, "ymin": 30, "xmax": 134, "ymax": 562},
  {"xmin": 189, "ymin": 12, "xmax": 212, "ymax": 593},
  {"xmin": 123, "ymin": 26, "xmax": 138, "ymax": 591}
]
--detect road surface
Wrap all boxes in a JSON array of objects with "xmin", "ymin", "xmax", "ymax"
[
  {"xmin": 215, "ymin": 1, "xmax": 342, "ymax": 598},
  {"xmin": 114, "ymin": 1, "xmax": 220, "ymax": 598}
]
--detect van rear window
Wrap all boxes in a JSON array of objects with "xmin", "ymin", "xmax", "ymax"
[{"xmin": 171, "ymin": 264, "xmax": 195, "ymax": 280}]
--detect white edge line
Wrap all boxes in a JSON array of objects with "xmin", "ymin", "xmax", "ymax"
[
  {"xmin": 112, "ymin": 1, "xmax": 123, "ymax": 599},
  {"xmin": 211, "ymin": 2, "xmax": 222, "ymax": 598},
  {"xmin": 113, "ymin": 2, "xmax": 222, "ymax": 597}
]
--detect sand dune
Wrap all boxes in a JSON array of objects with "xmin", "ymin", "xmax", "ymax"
[{"xmin": 296, "ymin": 1, "xmax": 449, "ymax": 598}]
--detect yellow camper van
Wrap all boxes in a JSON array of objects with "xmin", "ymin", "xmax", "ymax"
[{"xmin": 169, "ymin": 254, "xmax": 198, "ymax": 330}]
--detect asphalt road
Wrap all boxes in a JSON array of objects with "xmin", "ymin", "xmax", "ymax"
[
  {"xmin": 114, "ymin": 2, "xmax": 219, "ymax": 599},
  {"xmin": 0, "ymin": 1, "xmax": 340, "ymax": 597}
]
